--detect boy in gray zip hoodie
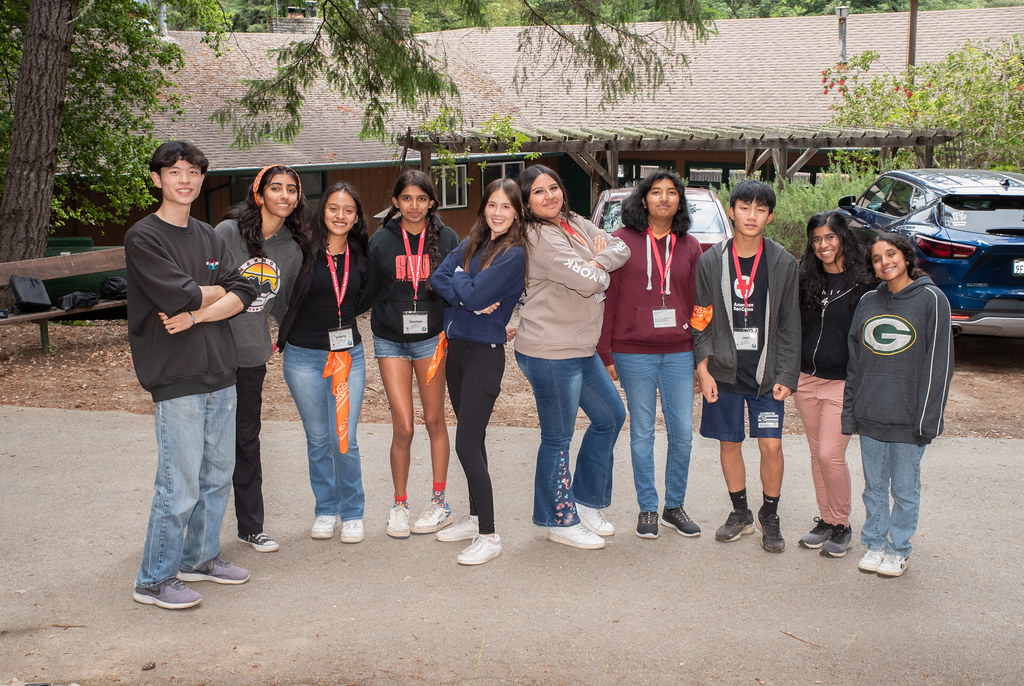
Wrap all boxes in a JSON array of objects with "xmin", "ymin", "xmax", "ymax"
[{"xmin": 692, "ymin": 180, "xmax": 799, "ymax": 553}]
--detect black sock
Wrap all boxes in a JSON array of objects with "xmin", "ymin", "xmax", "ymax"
[
  {"xmin": 729, "ymin": 489, "xmax": 748, "ymax": 512},
  {"xmin": 761, "ymin": 493, "xmax": 779, "ymax": 517}
]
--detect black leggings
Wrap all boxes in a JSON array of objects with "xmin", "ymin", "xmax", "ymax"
[{"xmin": 445, "ymin": 338, "xmax": 506, "ymax": 535}]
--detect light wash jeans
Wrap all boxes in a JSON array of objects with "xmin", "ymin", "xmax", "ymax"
[
  {"xmin": 860, "ymin": 435, "xmax": 926, "ymax": 557},
  {"xmin": 515, "ymin": 351, "xmax": 625, "ymax": 527},
  {"xmin": 612, "ymin": 351, "xmax": 694, "ymax": 513},
  {"xmin": 137, "ymin": 386, "xmax": 236, "ymax": 587},
  {"xmin": 283, "ymin": 343, "xmax": 366, "ymax": 521}
]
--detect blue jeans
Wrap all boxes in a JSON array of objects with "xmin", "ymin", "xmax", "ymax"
[
  {"xmin": 860, "ymin": 435, "xmax": 926, "ymax": 557},
  {"xmin": 137, "ymin": 386, "xmax": 237, "ymax": 587},
  {"xmin": 283, "ymin": 343, "xmax": 366, "ymax": 520},
  {"xmin": 515, "ymin": 351, "xmax": 625, "ymax": 527},
  {"xmin": 613, "ymin": 351, "xmax": 694, "ymax": 512}
]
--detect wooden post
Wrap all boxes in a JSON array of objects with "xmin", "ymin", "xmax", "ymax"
[
  {"xmin": 607, "ymin": 148, "xmax": 620, "ymax": 189},
  {"xmin": 419, "ymin": 147, "xmax": 432, "ymax": 173}
]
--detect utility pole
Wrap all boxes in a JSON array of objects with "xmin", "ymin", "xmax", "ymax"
[{"xmin": 908, "ymin": 0, "xmax": 918, "ymax": 68}]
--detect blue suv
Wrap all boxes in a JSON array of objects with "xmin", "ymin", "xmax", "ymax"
[{"xmin": 839, "ymin": 169, "xmax": 1024, "ymax": 337}]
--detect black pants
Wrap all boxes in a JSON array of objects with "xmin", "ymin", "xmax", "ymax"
[
  {"xmin": 445, "ymin": 339, "xmax": 505, "ymax": 535},
  {"xmin": 233, "ymin": 364, "xmax": 267, "ymax": 536}
]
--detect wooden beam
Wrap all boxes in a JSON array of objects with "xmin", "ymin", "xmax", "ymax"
[
  {"xmin": 0, "ymin": 248, "xmax": 125, "ymax": 286},
  {"xmin": 606, "ymin": 148, "xmax": 619, "ymax": 189},
  {"xmin": 747, "ymin": 148, "xmax": 772, "ymax": 176},
  {"xmin": 419, "ymin": 147, "xmax": 432, "ymax": 173},
  {"xmin": 786, "ymin": 148, "xmax": 820, "ymax": 177},
  {"xmin": 568, "ymin": 150, "xmax": 616, "ymax": 187},
  {"xmin": 771, "ymin": 145, "xmax": 789, "ymax": 187}
]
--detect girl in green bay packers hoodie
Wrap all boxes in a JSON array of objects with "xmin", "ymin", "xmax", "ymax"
[{"xmin": 843, "ymin": 232, "xmax": 953, "ymax": 578}]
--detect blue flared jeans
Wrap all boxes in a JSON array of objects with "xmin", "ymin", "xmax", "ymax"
[{"xmin": 860, "ymin": 435, "xmax": 926, "ymax": 557}]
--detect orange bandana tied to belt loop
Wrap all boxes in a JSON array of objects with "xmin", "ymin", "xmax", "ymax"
[
  {"xmin": 323, "ymin": 350, "xmax": 353, "ymax": 452},
  {"xmin": 691, "ymin": 305, "xmax": 713, "ymax": 332},
  {"xmin": 425, "ymin": 331, "xmax": 448, "ymax": 385}
]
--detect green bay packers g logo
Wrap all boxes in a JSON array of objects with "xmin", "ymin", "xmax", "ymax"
[{"xmin": 862, "ymin": 315, "xmax": 916, "ymax": 355}]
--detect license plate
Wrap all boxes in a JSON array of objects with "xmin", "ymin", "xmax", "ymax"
[{"xmin": 1015, "ymin": 259, "xmax": 1024, "ymax": 276}]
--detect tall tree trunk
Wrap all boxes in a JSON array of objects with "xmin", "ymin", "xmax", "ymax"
[{"xmin": 0, "ymin": 0, "xmax": 79, "ymax": 264}]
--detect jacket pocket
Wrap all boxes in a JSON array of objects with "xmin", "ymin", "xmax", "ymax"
[{"xmin": 853, "ymin": 372, "xmax": 914, "ymax": 427}]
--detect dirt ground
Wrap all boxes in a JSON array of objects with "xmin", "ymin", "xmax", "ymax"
[{"xmin": 1, "ymin": 314, "xmax": 1022, "ymax": 439}]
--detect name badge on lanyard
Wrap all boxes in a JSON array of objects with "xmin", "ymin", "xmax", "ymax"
[
  {"xmin": 401, "ymin": 225, "xmax": 430, "ymax": 334},
  {"xmin": 731, "ymin": 239, "xmax": 763, "ymax": 351},
  {"xmin": 647, "ymin": 228, "xmax": 677, "ymax": 328},
  {"xmin": 326, "ymin": 247, "xmax": 353, "ymax": 350},
  {"xmin": 734, "ymin": 328, "xmax": 758, "ymax": 350},
  {"xmin": 653, "ymin": 308, "xmax": 677, "ymax": 328}
]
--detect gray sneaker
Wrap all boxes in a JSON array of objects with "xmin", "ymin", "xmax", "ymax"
[
  {"xmin": 715, "ymin": 508, "xmax": 755, "ymax": 542},
  {"xmin": 820, "ymin": 524, "xmax": 853, "ymax": 558},
  {"xmin": 798, "ymin": 518, "xmax": 833, "ymax": 549},
  {"xmin": 177, "ymin": 556, "xmax": 250, "ymax": 585},
  {"xmin": 133, "ymin": 577, "xmax": 202, "ymax": 610},
  {"xmin": 662, "ymin": 506, "xmax": 701, "ymax": 537}
]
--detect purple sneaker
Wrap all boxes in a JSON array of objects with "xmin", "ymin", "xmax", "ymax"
[
  {"xmin": 177, "ymin": 556, "xmax": 250, "ymax": 585},
  {"xmin": 133, "ymin": 578, "xmax": 202, "ymax": 610}
]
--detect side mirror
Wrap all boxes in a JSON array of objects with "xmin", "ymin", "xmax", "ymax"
[{"xmin": 838, "ymin": 195, "xmax": 855, "ymax": 208}]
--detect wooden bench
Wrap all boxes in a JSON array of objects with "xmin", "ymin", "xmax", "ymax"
[{"xmin": 0, "ymin": 247, "xmax": 127, "ymax": 351}]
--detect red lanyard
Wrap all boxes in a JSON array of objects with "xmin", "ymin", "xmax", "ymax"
[
  {"xmin": 647, "ymin": 228, "xmax": 675, "ymax": 296},
  {"xmin": 731, "ymin": 239, "xmax": 763, "ymax": 316},
  {"xmin": 400, "ymin": 224, "xmax": 427, "ymax": 302},
  {"xmin": 560, "ymin": 219, "xmax": 589, "ymax": 251},
  {"xmin": 325, "ymin": 246, "xmax": 350, "ymax": 324}
]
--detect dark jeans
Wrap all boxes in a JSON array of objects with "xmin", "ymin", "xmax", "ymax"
[
  {"xmin": 446, "ymin": 339, "xmax": 505, "ymax": 535},
  {"xmin": 233, "ymin": 364, "xmax": 267, "ymax": 536}
]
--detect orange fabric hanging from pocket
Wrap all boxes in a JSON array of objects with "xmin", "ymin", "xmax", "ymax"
[{"xmin": 323, "ymin": 350, "xmax": 353, "ymax": 453}]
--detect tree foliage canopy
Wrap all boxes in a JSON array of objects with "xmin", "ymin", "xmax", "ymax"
[
  {"xmin": 0, "ymin": 0, "xmax": 224, "ymax": 230},
  {"xmin": 823, "ymin": 36, "xmax": 1024, "ymax": 171}
]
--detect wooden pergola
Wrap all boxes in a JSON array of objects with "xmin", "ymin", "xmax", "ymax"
[{"xmin": 399, "ymin": 124, "xmax": 959, "ymax": 201}]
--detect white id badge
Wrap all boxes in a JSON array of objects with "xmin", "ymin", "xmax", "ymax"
[
  {"xmin": 652, "ymin": 308, "xmax": 676, "ymax": 329},
  {"xmin": 403, "ymin": 311, "xmax": 429, "ymax": 335},
  {"xmin": 328, "ymin": 327, "xmax": 354, "ymax": 351},
  {"xmin": 594, "ymin": 292, "xmax": 606, "ymax": 304},
  {"xmin": 733, "ymin": 328, "xmax": 759, "ymax": 351}
]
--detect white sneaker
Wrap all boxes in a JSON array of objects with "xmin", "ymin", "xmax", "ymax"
[
  {"xmin": 436, "ymin": 515, "xmax": 479, "ymax": 542},
  {"xmin": 547, "ymin": 523, "xmax": 606, "ymax": 550},
  {"xmin": 457, "ymin": 534, "xmax": 502, "ymax": 565},
  {"xmin": 411, "ymin": 501, "xmax": 453, "ymax": 534},
  {"xmin": 340, "ymin": 519, "xmax": 364, "ymax": 544},
  {"xmin": 311, "ymin": 515, "xmax": 338, "ymax": 540},
  {"xmin": 876, "ymin": 552, "xmax": 909, "ymax": 577},
  {"xmin": 858, "ymin": 548, "xmax": 886, "ymax": 572},
  {"xmin": 576, "ymin": 504, "xmax": 615, "ymax": 536},
  {"xmin": 386, "ymin": 503, "xmax": 411, "ymax": 539}
]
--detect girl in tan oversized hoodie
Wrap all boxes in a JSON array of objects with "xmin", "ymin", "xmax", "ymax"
[{"xmin": 513, "ymin": 165, "xmax": 630, "ymax": 551}]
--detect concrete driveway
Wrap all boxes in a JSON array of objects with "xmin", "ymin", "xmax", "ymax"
[{"xmin": 2, "ymin": 405, "xmax": 1021, "ymax": 685}]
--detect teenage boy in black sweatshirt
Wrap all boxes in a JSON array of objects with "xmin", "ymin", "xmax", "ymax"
[
  {"xmin": 127, "ymin": 141, "xmax": 256, "ymax": 610},
  {"xmin": 692, "ymin": 180, "xmax": 800, "ymax": 553}
]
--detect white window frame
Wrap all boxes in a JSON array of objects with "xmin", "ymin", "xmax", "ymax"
[
  {"xmin": 481, "ymin": 160, "xmax": 525, "ymax": 187},
  {"xmin": 433, "ymin": 165, "xmax": 468, "ymax": 209}
]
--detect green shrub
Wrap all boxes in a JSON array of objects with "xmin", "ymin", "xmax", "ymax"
[{"xmin": 716, "ymin": 164, "xmax": 883, "ymax": 254}]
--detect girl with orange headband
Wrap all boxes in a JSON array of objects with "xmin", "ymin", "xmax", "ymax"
[{"xmin": 214, "ymin": 164, "xmax": 307, "ymax": 553}]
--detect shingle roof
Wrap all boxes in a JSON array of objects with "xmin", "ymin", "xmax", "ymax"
[{"xmin": 159, "ymin": 7, "xmax": 1024, "ymax": 170}]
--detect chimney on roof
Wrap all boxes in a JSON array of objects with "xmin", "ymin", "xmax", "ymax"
[
  {"xmin": 836, "ymin": 6, "xmax": 850, "ymax": 63},
  {"xmin": 267, "ymin": 6, "xmax": 324, "ymax": 33},
  {"xmin": 361, "ymin": 4, "xmax": 413, "ymax": 37}
]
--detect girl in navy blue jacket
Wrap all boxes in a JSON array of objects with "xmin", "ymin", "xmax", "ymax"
[{"xmin": 430, "ymin": 177, "xmax": 528, "ymax": 565}]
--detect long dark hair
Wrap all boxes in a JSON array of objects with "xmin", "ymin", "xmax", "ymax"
[
  {"xmin": 309, "ymin": 182, "xmax": 369, "ymax": 268},
  {"xmin": 462, "ymin": 178, "xmax": 528, "ymax": 279},
  {"xmin": 519, "ymin": 164, "xmax": 572, "ymax": 227},
  {"xmin": 621, "ymin": 169, "xmax": 691, "ymax": 236},
  {"xmin": 222, "ymin": 165, "xmax": 306, "ymax": 259},
  {"xmin": 380, "ymin": 170, "xmax": 443, "ymax": 291},
  {"xmin": 866, "ymin": 232, "xmax": 926, "ymax": 281},
  {"xmin": 799, "ymin": 210, "xmax": 873, "ymax": 310}
]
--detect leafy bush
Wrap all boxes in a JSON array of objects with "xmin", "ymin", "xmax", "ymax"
[{"xmin": 717, "ymin": 163, "xmax": 883, "ymax": 254}]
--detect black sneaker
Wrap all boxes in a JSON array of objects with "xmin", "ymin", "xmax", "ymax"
[
  {"xmin": 820, "ymin": 524, "xmax": 853, "ymax": 558},
  {"xmin": 715, "ymin": 508, "xmax": 755, "ymax": 542},
  {"xmin": 636, "ymin": 511, "xmax": 659, "ymax": 539},
  {"xmin": 798, "ymin": 518, "xmax": 833, "ymax": 550},
  {"xmin": 662, "ymin": 506, "xmax": 701, "ymax": 537},
  {"xmin": 238, "ymin": 531, "xmax": 280, "ymax": 553},
  {"xmin": 757, "ymin": 509, "xmax": 786, "ymax": 553}
]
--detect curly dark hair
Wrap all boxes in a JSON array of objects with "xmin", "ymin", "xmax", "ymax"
[
  {"xmin": 798, "ymin": 210, "xmax": 874, "ymax": 310},
  {"xmin": 380, "ymin": 170, "xmax": 443, "ymax": 293},
  {"xmin": 866, "ymin": 232, "xmax": 926, "ymax": 282},
  {"xmin": 462, "ymin": 178, "xmax": 528, "ymax": 282},
  {"xmin": 309, "ymin": 182, "xmax": 369, "ymax": 265},
  {"xmin": 222, "ymin": 165, "xmax": 307, "ymax": 260},
  {"xmin": 620, "ymin": 169, "xmax": 691, "ymax": 236}
]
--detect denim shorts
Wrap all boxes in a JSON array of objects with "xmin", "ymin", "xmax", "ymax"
[
  {"xmin": 700, "ymin": 390, "xmax": 784, "ymax": 442},
  {"xmin": 372, "ymin": 333, "xmax": 439, "ymax": 361}
]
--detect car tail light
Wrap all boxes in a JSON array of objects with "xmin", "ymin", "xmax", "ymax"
[{"xmin": 914, "ymin": 235, "xmax": 976, "ymax": 259}]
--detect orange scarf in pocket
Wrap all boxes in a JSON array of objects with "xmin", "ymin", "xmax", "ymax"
[{"xmin": 323, "ymin": 350, "xmax": 353, "ymax": 452}]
